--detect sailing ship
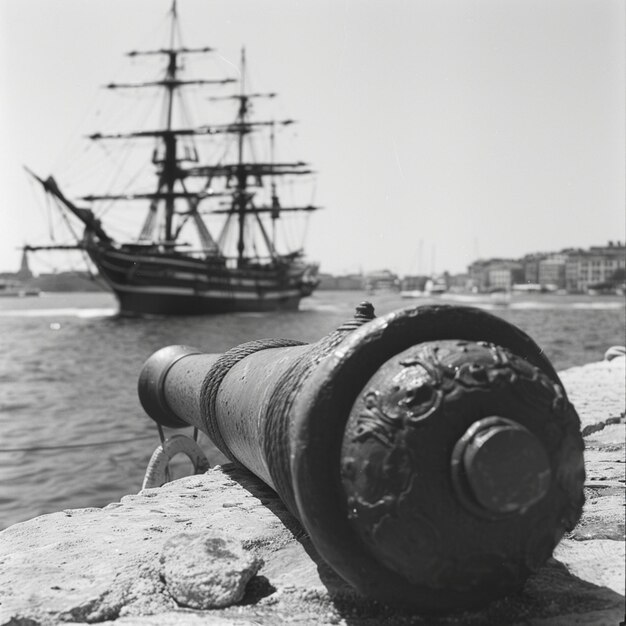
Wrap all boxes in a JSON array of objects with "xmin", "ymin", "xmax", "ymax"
[{"xmin": 26, "ymin": 3, "xmax": 320, "ymax": 315}]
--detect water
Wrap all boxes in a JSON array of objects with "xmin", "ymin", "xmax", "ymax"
[{"xmin": 0, "ymin": 290, "xmax": 624, "ymax": 530}]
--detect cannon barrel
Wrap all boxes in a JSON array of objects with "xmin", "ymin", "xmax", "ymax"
[{"xmin": 138, "ymin": 303, "xmax": 585, "ymax": 611}]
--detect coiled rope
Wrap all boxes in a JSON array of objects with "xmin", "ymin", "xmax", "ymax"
[
  {"xmin": 263, "ymin": 302, "xmax": 377, "ymax": 514},
  {"xmin": 199, "ymin": 337, "xmax": 306, "ymax": 463},
  {"xmin": 261, "ymin": 329, "xmax": 353, "ymax": 514}
]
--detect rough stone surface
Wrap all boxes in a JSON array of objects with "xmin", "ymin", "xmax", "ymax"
[
  {"xmin": 0, "ymin": 357, "xmax": 623, "ymax": 625},
  {"xmin": 160, "ymin": 533, "xmax": 262, "ymax": 609},
  {"xmin": 560, "ymin": 356, "xmax": 625, "ymax": 431}
]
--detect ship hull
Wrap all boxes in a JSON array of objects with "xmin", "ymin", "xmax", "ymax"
[
  {"xmin": 115, "ymin": 289, "xmax": 304, "ymax": 315},
  {"xmin": 88, "ymin": 244, "xmax": 317, "ymax": 316}
]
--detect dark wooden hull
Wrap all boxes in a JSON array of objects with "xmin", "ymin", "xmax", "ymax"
[{"xmin": 87, "ymin": 243, "xmax": 318, "ymax": 316}]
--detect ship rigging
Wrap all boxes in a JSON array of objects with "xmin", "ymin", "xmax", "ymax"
[{"xmin": 27, "ymin": 1, "xmax": 320, "ymax": 315}]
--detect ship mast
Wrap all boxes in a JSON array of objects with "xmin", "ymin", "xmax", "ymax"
[
  {"xmin": 163, "ymin": 0, "xmax": 179, "ymax": 242},
  {"xmin": 86, "ymin": 0, "xmax": 234, "ymax": 250},
  {"xmin": 231, "ymin": 50, "xmax": 278, "ymax": 263},
  {"xmin": 186, "ymin": 51, "xmax": 319, "ymax": 264},
  {"xmin": 235, "ymin": 48, "xmax": 249, "ymax": 262},
  {"xmin": 29, "ymin": 0, "xmax": 319, "ymax": 266}
]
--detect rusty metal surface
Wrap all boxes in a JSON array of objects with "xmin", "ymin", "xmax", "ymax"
[
  {"xmin": 138, "ymin": 345, "xmax": 206, "ymax": 428},
  {"xmin": 214, "ymin": 344, "xmax": 311, "ymax": 488},
  {"xmin": 339, "ymin": 340, "xmax": 583, "ymax": 608},
  {"xmin": 137, "ymin": 303, "xmax": 585, "ymax": 611}
]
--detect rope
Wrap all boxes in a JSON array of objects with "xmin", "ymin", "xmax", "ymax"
[
  {"xmin": 142, "ymin": 434, "xmax": 210, "ymax": 490},
  {"xmin": 199, "ymin": 337, "xmax": 306, "ymax": 462},
  {"xmin": 262, "ymin": 330, "xmax": 349, "ymax": 514},
  {"xmin": 263, "ymin": 302, "xmax": 377, "ymax": 515},
  {"xmin": 0, "ymin": 433, "xmax": 157, "ymax": 453}
]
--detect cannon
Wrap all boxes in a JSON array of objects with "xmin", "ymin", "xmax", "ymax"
[{"xmin": 138, "ymin": 303, "xmax": 585, "ymax": 612}]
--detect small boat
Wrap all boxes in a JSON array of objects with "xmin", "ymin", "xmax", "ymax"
[
  {"xmin": 27, "ymin": 2, "xmax": 320, "ymax": 316},
  {"xmin": 400, "ymin": 276, "xmax": 447, "ymax": 299},
  {"xmin": 424, "ymin": 276, "xmax": 448, "ymax": 295}
]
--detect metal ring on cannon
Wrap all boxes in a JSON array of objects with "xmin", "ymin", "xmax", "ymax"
[{"xmin": 137, "ymin": 303, "xmax": 585, "ymax": 612}]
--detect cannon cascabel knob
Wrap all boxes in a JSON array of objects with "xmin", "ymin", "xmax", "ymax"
[
  {"xmin": 451, "ymin": 415, "xmax": 552, "ymax": 517},
  {"xmin": 138, "ymin": 304, "xmax": 585, "ymax": 612}
]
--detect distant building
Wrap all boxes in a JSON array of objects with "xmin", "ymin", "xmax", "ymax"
[
  {"xmin": 467, "ymin": 259, "xmax": 491, "ymax": 292},
  {"xmin": 16, "ymin": 250, "xmax": 33, "ymax": 281},
  {"xmin": 0, "ymin": 251, "xmax": 105, "ymax": 292},
  {"xmin": 363, "ymin": 269, "xmax": 400, "ymax": 292},
  {"xmin": 468, "ymin": 259, "xmax": 523, "ymax": 292},
  {"xmin": 538, "ymin": 255, "xmax": 567, "ymax": 290},
  {"xmin": 317, "ymin": 273, "xmax": 363, "ymax": 290},
  {"xmin": 565, "ymin": 242, "xmax": 625, "ymax": 292},
  {"xmin": 28, "ymin": 272, "xmax": 105, "ymax": 292},
  {"xmin": 447, "ymin": 273, "xmax": 470, "ymax": 290},
  {"xmin": 521, "ymin": 253, "xmax": 546, "ymax": 284},
  {"xmin": 468, "ymin": 242, "xmax": 625, "ymax": 294},
  {"xmin": 401, "ymin": 275, "xmax": 429, "ymax": 292},
  {"xmin": 489, "ymin": 263, "xmax": 523, "ymax": 291}
]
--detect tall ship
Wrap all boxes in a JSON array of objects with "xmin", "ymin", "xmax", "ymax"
[{"xmin": 27, "ymin": 3, "xmax": 320, "ymax": 315}]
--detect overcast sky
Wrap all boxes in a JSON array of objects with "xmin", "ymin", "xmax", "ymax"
[{"xmin": 1, "ymin": 0, "xmax": 624, "ymax": 276}]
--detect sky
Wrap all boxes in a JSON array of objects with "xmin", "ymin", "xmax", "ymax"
[{"xmin": 0, "ymin": 0, "xmax": 624, "ymax": 277}]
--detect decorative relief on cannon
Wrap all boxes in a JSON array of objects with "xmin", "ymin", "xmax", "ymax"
[
  {"xmin": 339, "ymin": 338, "xmax": 582, "ymax": 602},
  {"xmin": 138, "ymin": 302, "xmax": 585, "ymax": 612}
]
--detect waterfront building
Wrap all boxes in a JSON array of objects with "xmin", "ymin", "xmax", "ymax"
[
  {"xmin": 447, "ymin": 273, "xmax": 470, "ymax": 291},
  {"xmin": 363, "ymin": 269, "xmax": 401, "ymax": 292},
  {"xmin": 489, "ymin": 263, "xmax": 524, "ymax": 291},
  {"xmin": 469, "ymin": 242, "xmax": 625, "ymax": 294},
  {"xmin": 565, "ymin": 242, "xmax": 625, "ymax": 293},
  {"xmin": 521, "ymin": 253, "xmax": 546, "ymax": 284},
  {"xmin": 538, "ymin": 255, "xmax": 567, "ymax": 291},
  {"xmin": 468, "ymin": 259, "xmax": 523, "ymax": 292},
  {"xmin": 317, "ymin": 273, "xmax": 363, "ymax": 290},
  {"xmin": 401, "ymin": 275, "xmax": 429, "ymax": 292},
  {"xmin": 0, "ymin": 251, "xmax": 103, "ymax": 292}
]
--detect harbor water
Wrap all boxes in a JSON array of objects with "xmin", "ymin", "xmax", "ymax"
[{"xmin": 1, "ymin": 290, "xmax": 624, "ymax": 530}]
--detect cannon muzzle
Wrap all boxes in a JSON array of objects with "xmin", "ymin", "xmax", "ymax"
[{"xmin": 138, "ymin": 303, "xmax": 585, "ymax": 611}]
